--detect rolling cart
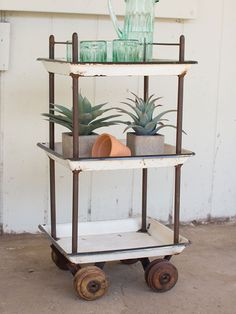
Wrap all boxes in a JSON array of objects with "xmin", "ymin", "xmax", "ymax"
[{"xmin": 38, "ymin": 33, "xmax": 197, "ymax": 301}]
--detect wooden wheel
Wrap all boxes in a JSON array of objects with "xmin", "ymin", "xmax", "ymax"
[
  {"xmin": 51, "ymin": 247, "xmax": 68, "ymax": 271},
  {"xmin": 144, "ymin": 259, "xmax": 164, "ymax": 284},
  {"xmin": 121, "ymin": 259, "xmax": 139, "ymax": 265},
  {"xmin": 145, "ymin": 259, "xmax": 178, "ymax": 292},
  {"xmin": 74, "ymin": 266, "xmax": 109, "ymax": 301}
]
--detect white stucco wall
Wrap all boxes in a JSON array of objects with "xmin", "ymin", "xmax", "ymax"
[{"xmin": 0, "ymin": 0, "xmax": 236, "ymax": 233}]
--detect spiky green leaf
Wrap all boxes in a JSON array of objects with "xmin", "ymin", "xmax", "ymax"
[
  {"xmin": 152, "ymin": 110, "xmax": 177, "ymax": 124},
  {"xmin": 92, "ymin": 114, "xmax": 122, "ymax": 125},
  {"xmin": 114, "ymin": 107, "xmax": 139, "ymax": 123},
  {"xmin": 121, "ymin": 102, "xmax": 142, "ymax": 118},
  {"xmin": 91, "ymin": 103, "xmax": 108, "ymax": 112},
  {"xmin": 123, "ymin": 124, "xmax": 146, "ymax": 134},
  {"xmin": 154, "ymin": 124, "xmax": 177, "ymax": 134},
  {"xmin": 53, "ymin": 104, "xmax": 73, "ymax": 119}
]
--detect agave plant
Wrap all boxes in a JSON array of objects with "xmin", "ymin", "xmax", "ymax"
[
  {"xmin": 116, "ymin": 92, "xmax": 177, "ymax": 136},
  {"xmin": 42, "ymin": 93, "xmax": 120, "ymax": 136}
]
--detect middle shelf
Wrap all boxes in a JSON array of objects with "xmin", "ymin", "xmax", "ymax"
[{"xmin": 38, "ymin": 142, "xmax": 194, "ymax": 172}]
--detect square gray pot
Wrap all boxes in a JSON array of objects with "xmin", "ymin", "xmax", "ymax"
[
  {"xmin": 62, "ymin": 132, "xmax": 98, "ymax": 158},
  {"xmin": 127, "ymin": 132, "xmax": 165, "ymax": 156}
]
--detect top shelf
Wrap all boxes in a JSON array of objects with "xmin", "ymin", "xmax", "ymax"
[{"xmin": 38, "ymin": 58, "xmax": 197, "ymax": 77}]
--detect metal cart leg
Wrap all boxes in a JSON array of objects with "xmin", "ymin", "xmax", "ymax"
[
  {"xmin": 141, "ymin": 168, "xmax": 148, "ymax": 232},
  {"xmin": 141, "ymin": 75, "xmax": 150, "ymax": 232},
  {"xmin": 71, "ymin": 33, "xmax": 80, "ymax": 254},
  {"xmin": 49, "ymin": 35, "xmax": 57, "ymax": 239},
  {"xmin": 72, "ymin": 170, "xmax": 80, "ymax": 254},
  {"xmin": 174, "ymin": 35, "xmax": 185, "ymax": 244},
  {"xmin": 49, "ymin": 160, "xmax": 56, "ymax": 239},
  {"xmin": 174, "ymin": 165, "xmax": 182, "ymax": 243}
]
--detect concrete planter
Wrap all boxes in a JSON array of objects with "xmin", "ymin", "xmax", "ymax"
[
  {"xmin": 62, "ymin": 132, "xmax": 98, "ymax": 158},
  {"xmin": 127, "ymin": 132, "xmax": 165, "ymax": 156}
]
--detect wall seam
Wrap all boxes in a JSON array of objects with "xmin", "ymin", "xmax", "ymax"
[
  {"xmin": 209, "ymin": 0, "xmax": 225, "ymax": 217},
  {"xmin": 0, "ymin": 11, "xmax": 6, "ymax": 235},
  {"xmin": 0, "ymin": 71, "xmax": 3, "ymax": 235}
]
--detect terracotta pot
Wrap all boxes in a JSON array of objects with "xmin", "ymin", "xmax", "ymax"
[
  {"xmin": 127, "ymin": 132, "xmax": 165, "ymax": 156},
  {"xmin": 92, "ymin": 133, "xmax": 131, "ymax": 158},
  {"xmin": 62, "ymin": 132, "xmax": 98, "ymax": 158}
]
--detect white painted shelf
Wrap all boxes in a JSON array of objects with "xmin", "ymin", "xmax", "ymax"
[
  {"xmin": 39, "ymin": 217, "xmax": 189, "ymax": 264},
  {"xmin": 38, "ymin": 142, "xmax": 194, "ymax": 172},
  {"xmin": 38, "ymin": 58, "xmax": 197, "ymax": 77}
]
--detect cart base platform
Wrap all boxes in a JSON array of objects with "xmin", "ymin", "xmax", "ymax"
[{"xmin": 39, "ymin": 218, "xmax": 190, "ymax": 264}]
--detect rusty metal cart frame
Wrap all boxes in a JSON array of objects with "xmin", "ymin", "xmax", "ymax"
[{"xmin": 37, "ymin": 33, "xmax": 197, "ymax": 300}]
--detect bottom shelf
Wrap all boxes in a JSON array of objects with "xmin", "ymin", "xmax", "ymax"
[{"xmin": 39, "ymin": 217, "xmax": 190, "ymax": 264}]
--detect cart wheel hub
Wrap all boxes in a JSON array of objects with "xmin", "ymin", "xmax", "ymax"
[
  {"xmin": 160, "ymin": 273, "xmax": 171, "ymax": 284},
  {"xmin": 87, "ymin": 280, "xmax": 101, "ymax": 293}
]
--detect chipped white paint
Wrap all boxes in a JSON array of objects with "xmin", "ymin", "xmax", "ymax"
[
  {"xmin": 39, "ymin": 217, "xmax": 189, "ymax": 263},
  {"xmin": 39, "ymin": 59, "xmax": 193, "ymax": 77},
  {"xmin": 38, "ymin": 142, "xmax": 194, "ymax": 172},
  {"xmin": 68, "ymin": 155, "xmax": 191, "ymax": 171},
  {"xmin": 0, "ymin": 23, "xmax": 10, "ymax": 71}
]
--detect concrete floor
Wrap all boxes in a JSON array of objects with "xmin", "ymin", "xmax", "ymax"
[{"xmin": 0, "ymin": 224, "xmax": 235, "ymax": 314}]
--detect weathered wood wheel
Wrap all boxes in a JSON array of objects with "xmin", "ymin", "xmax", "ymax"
[
  {"xmin": 74, "ymin": 266, "xmax": 109, "ymax": 301},
  {"xmin": 144, "ymin": 259, "xmax": 164, "ymax": 284},
  {"xmin": 121, "ymin": 259, "xmax": 139, "ymax": 265},
  {"xmin": 145, "ymin": 259, "xmax": 178, "ymax": 292},
  {"xmin": 51, "ymin": 246, "xmax": 68, "ymax": 271}
]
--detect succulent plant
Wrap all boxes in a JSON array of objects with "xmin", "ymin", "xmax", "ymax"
[
  {"xmin": 116, "ymin": 92, "xmax": 178, "ymax": 136},
  {"xmin": 42, "ymin": 93, "xmax": 121, "ymax": 136}
]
